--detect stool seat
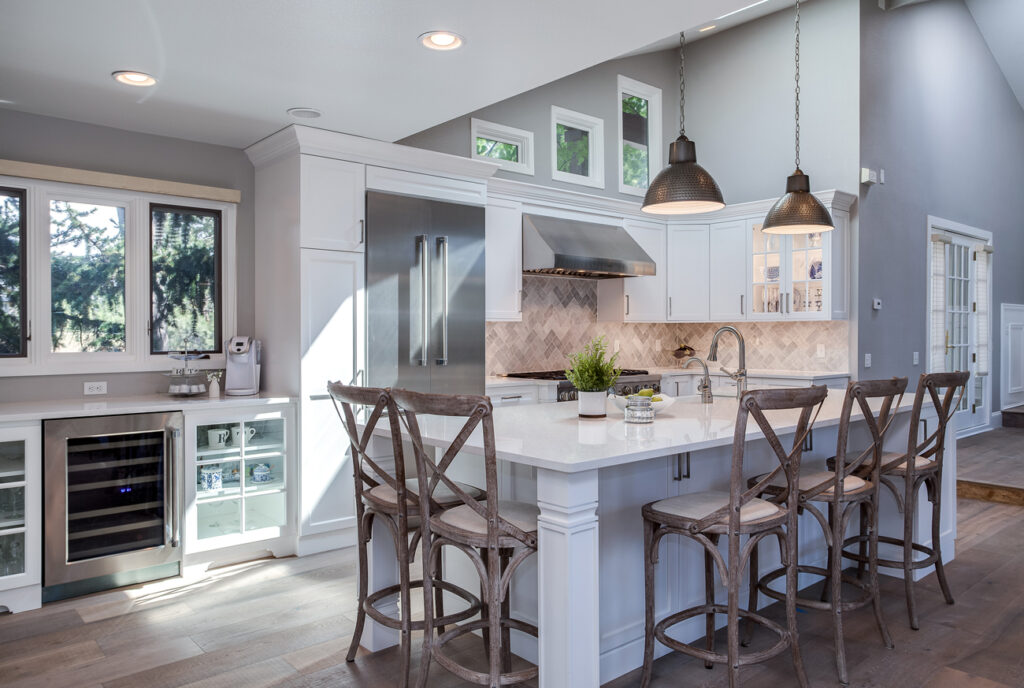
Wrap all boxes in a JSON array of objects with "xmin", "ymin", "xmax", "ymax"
[
  {"xmin": 437, "ymin": 500, "xmax": 539, "ymax": 536},
  {"xmin": 649, "ymin": 491, "xmax": 780, "ymax": 524},
  {"xmin": 366, "ymin": 479, "xmax": 484, "ymax": 509},
  {"xmin": 757, "ymin": 469, "xmax": 868, "ymax": 496}
]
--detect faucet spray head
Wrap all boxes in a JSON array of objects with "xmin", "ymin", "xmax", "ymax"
[{"xmin": 708, "ymin": 341, "xmax": 719, "ymax": 362}]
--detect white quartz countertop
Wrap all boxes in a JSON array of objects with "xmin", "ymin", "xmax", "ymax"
[
  {"xmin": 651, "ymin": 367, "xmax": 849, "ymax": 379},
  {"xmin": 0, "ymin": 393, "xmax": 294, "ymax": 424},
  {"xmin": 485, "ymin": 376, "xmax": 560, "ymax": 389},
  {"xmin": 368, "ymin": 392, "xmax": 914, "ymax": 474}
]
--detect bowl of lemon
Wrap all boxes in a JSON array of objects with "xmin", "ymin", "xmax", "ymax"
[{"xmin": 609, "ymin": 388, "xmax": 676, "ymax": 415}]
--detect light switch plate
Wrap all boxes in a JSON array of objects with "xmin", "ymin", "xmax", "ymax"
[
  {"xmin": 913, "ymin": 351, "xmax": 919, "ymax": 365},
  {"xmin": 864, "ymin": 353, "xmax": 872, "ymax": 368}
]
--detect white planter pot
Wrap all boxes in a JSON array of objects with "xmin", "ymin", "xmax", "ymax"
[{"xmin": 577, "ymin": 390, "xmax": 607, "ymax": 418}]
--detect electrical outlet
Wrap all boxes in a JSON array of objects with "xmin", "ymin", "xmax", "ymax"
[
  {"xmin": 816, "ymin": 343, "xmax": 826, "ymax": 358},
  {"xmin": 614, "ymin": 339, "xmax": 620, "ymax": 353},
  {"xmin": 864, "ymin": 353, "xmax": 872, "ymax": 368},
  {"xmin": 913, "ymin": 351, "xmax": 920, "ymax": 366},
  {"xmin": 84, "ymin": 381, "xmax": 107, "ymax": 395}
]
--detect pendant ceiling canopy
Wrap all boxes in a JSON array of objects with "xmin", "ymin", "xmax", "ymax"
[
  {"xmin": 762, "ymin": 0, "xmax": 833, "ymax": 235},
  {"xmin": 642, "ymin": 32, "xmax": 724, "ymax": 216}
]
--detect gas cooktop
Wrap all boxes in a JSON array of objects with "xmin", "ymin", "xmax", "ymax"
[{"xmin": 504, "ymin": 369, "xmax": 650, "ymax": 381}]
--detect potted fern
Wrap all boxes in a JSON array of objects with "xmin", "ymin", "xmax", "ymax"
[{"xmin": 566, "ymin": 336, "xmax": 621, "ymax": 418}]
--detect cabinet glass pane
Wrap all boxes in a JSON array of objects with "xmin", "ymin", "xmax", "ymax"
[
  {"xmin": 196, "ymin": 422, "xmax": 243, "ymax": 459},
  {"xmin": 0, "ymin": 440, "xmax": 25, "ymax": 485},
  {"xmin": 244, "ymin": 418, "xmax": 284, "ymax": 454},
  {"xmin": 196, "ymin": 461, "xmax": 242, "ymax": 500},
  {"xmin": 791, "ymin": 233, "xmax": 825, "ymax": 313},
  {"xmin": 245, "ymin": 492, "xmax": 286, "ymax": 532},
  {"xmin": 751, "ymin": 224, "xmax": 783, "ymax": 314},
  {"xmin": 0, "ymin": 531, "xmax": 25, "ymax": 577},
  {"xmin": 197, "ymin": 499, "xmax": 241, "ymax": 539},
  {"xmin": 0, "ymin": 485, "xmax": 25, "ymax": 529},
  {"xmin": 244, "ymin": 457, "xmax": 284, "ymax": 493}
]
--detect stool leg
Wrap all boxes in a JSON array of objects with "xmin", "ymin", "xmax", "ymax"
[
  {"xmin": 347, "ymin": 515, "xmax": 370, "ymax": 663},
  {"xmin": 397, "ymin": 519, "xmax": 412, "ymax": 688},
  {"xmin": 820, "ymin": 502, "xmax": 835, "ymax": 603},
  {"xmin": 416, "ymin": 542, "xmax": 436, "ymax": 688},
  {"xmin": 728, "ymin": 534, "xmax": 741, "ymax": 688},
  {"xmin": 479, "ymin": 548, "xmax": 491, "ymax": 655},
  {"xmin": 741, "ymin": 537, "xmax": 757, "ymax": 648},
  {"xmin": 904, "ymin": 480, "xmax": 920, "ymax": 630},
  {"xmin": 433, "ymin": 548, "xmax": 445, "ymax": 633},
  {"xmin": 930, "ymin": 476, "xmax": 955, "ymax": 606},
  {"xmin": 500, "ymin": 548, "xmax": 513, "ymax": 674},
  {"xmin": 857, "ymin": 502, "xmax": 868, "ymax": 580},
  {"xmin": 868, "ymin": 500, "xmax": 893, "ymax": 649},
  {"xmin": 830, "ymin": 504, "xmax": 848, "ymax": 685},
  {"xmin": 705, "ymin": 542, "xmax": 717, "ymax": 668},
  {"xmin": 640, "ymin": 518, "xmax": 657, "ymax": 688},
  {"xmin": 785, "ymin": 528, "xmax": 810, "ymax": 688},
  {"xmin": 487, "ymin": 547, "xmax": 503, "ymax": 688}
]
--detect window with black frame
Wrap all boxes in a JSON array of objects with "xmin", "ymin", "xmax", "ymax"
[
  {"xmin": 0, "ymin": 187, "xmax": 27, "ymax": 357},
  {"xmin": 150, "ymin": 204, "xmax": 222, "ymax": 354}
]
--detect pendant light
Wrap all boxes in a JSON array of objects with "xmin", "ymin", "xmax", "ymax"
[
  {"xmin": 762, "ymin": 0, "xmax": 833, "ymax": 234},
  {"xmin": 642, "ymin": 32, "xmax": 724, "ymax": 215}
]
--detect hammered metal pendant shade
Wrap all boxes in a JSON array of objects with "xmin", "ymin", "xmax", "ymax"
[
  {"xmin": 642, "ymin": 135, "xmax": 725, "ymax": 215},
  {"xmin": 761, "ymin": 169, "xmax": 833, "ymax": 234}
]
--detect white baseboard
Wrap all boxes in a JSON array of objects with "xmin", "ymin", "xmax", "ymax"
[{"xmin": 296, "ymin": 527, "xmax": 356, "ymax": 556}]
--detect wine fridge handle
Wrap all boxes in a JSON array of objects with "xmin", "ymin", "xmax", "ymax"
[{"xmin": 169, "ymin": 427, "xmax": 181, "ymax": 548}]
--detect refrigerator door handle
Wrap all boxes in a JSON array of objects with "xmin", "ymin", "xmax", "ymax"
[
  {"xmin": 436, "ymin": 236, "xmax": 449, "ymax": 366},
  {"xmin": 417, "ymin": 234, "xmax": 429, "ymax": 366}
]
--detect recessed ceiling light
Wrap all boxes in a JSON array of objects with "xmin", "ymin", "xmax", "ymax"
[
  {"xmin": 699, "ymin": 24, "xmax": 717, "ymax": 32},
  {"xmin": 419, "ymin": 31, "xmax": 464, "ymax": 51},
  {"xmin": 112, "ymin": 70, "xmax": 157, "ymax": 87},
  {"xmin": 715, "ymin": 0, "xmax": 770, "ymax": 21},
  {"xmin": 287, "ymin": 107, "xmax": 322, "ymax": 119}
]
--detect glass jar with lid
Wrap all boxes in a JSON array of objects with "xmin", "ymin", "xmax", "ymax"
[{"xmin": 624, "ymin": 395, "xmax": 655, "ymax": 424}]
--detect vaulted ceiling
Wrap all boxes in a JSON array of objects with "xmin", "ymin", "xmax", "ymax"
[
  {"xmin": 964, "ymin": 0, "xmax": 1024, "ymax": 113},
  {"xmin": 0, "ymin": 0, "xmax": 771, "ymax": 149}
]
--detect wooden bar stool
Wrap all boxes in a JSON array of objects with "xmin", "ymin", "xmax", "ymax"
[
  {"xmin": 392, "ymin": 388, "xmax": 539, "ymax": 688},
  {"xmin": 746, "ymin": 377, "xmax": 907, "ymax": 684},
  {"xmin": 329, "ymin": 383, "xmax": 482, "ymax": 688},
  {"xmin": 640, "ymin": 386, "xmax": 828, "ymax": 688},
  {"xmin": 837, "ymin": 371, "xmax": 968, "ymax": 630}
]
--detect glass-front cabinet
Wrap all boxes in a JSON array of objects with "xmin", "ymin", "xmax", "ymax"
[
  {"xmin": 0, "ymin": 425, "xmax": 42, "ymax": 612},
  {"xmin": 185, "ymin": 405, "xmax": 294, "ymax": 554},
  {"xmin": 747, "ymin": 220, "xmax": 833, "ymax": 321}
]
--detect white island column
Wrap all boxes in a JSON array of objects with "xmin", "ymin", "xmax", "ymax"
[{"xmin": 536, "ymin": 466, "xmax": 601, "ymax": 688}]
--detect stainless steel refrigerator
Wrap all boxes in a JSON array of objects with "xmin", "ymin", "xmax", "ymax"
[{"xmin": 365, "ymin": 191, "xmax": 485, "ymax": 395}]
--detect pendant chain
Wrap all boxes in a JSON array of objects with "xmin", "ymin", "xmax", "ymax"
[
  {"xmin": 679, "ymin": 31, "xmax": 686, "ymax": 137},
  {"xmin": 794, "ymin": 0, "xmax": 801, "ymax": 169}
]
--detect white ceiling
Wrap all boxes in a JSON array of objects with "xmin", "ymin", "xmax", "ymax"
[
  {"xmin": 0, "ymin": 0, "xmax": 766, "ymax": 149},
  {"xmin": 964, "ymin": 0, "xmax": 1024, "ymax": 113}
]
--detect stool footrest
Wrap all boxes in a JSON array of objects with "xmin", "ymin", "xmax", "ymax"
[
  {"xmin": 433, "ymin": 618, "xmax": 539, "ymax": 685},
  {"xmin": 756, "ymin": 564, "xmax": 875, "ymax": 613},
  {"xmin": 841, "ymin": 534, "xmax": 940, "ymax": 570},
  {"xmin": 654, "ymin": 604, "xmax": 791, "ymax": 666},
  {"xmin": 365, "ymin": 579, "xmax": 482, "ymax": 630}
]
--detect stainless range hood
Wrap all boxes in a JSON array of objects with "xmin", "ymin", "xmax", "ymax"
[{"xmin": 522, "ymin": 214, "xmax": 655, "ymax": 279}]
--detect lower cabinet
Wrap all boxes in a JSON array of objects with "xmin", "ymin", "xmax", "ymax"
[
  {"xmin": 184, "ymin": 404, "xmax": 296, "ymax": 557},
  {"xmin": 0, "ymin": 424, "xmax": 41, "ymax": 613}
]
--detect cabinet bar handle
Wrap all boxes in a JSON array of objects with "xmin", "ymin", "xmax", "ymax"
[
  {"xmin": 740, "ymin": 294, "xmax": 744, "ymax": 315},
  {"xmin": 669, "ymin": 296, "xmax": 673, "ymax": 317},
  {"xmin": 500, "ymin": 395, "xmax": 522, "ymax": 401},
  {"xmin": 625, "ymin": 294, "xmax": 630, "ymax": 316},
  {"xmin": 359, "ymin": 219, "xmax": 365, "ymax": 244},
  {"xmin": 436, "ymin": 236, "xmax": 449, "ymax": 366},
  {"xmin": 417, "ymin": 234, "xmax": 429, "ymax": 366}
]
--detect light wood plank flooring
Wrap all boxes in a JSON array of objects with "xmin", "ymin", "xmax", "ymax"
[
  {"xmin": 1, "ymin": 498, "xmax": 1022, "ymax": 687},
  {"xmin": 958, "ymin": 427, "xmax": 1024, "ymax": 493}
]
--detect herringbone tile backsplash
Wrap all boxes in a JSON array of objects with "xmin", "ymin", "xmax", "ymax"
[{"xmin": 486, "ymin": 276, "xmax": 849, "ymax": 374}]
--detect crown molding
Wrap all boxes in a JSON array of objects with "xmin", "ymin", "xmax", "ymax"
[{"xmin": 245, "ymin": 125, "xmax": 498, "ymax": 182}]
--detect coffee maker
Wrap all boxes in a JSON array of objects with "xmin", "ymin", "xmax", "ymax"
[{"xmin": 224, "ymin": 336, "xmax": 261, "ymax": 396}]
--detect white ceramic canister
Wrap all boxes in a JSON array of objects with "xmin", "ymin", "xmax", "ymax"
[{"xmin": 577, "ymin": 390, "xmax": 607, "ymax": 418}]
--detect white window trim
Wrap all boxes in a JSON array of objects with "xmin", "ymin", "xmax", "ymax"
[
  {"xmin": 616, "ymin": 75, "xmax": 662, "ymax": 197},
  {"xmin": 0, "ymin": 174, "xmax": 236, "ymax": 377},
  {"xmin": 470, "ymin": 118, "xmax": 534, "ymax": 176},
  {"xmin": 550, "ymin": 106, "xmax": 604, "ymax": 189}
]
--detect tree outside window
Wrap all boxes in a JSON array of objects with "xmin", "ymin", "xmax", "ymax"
[{"xmin": 0, "ymin": 188, "xmax": 25, "ymax": 356}]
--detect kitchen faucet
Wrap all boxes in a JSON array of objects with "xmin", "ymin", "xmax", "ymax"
[
  {"xmin": 681, "ymin": 357, "xmax": 713, "ymax": 404},
  {"xmin": 707, "ymin": 326, "xmax": 746, "ymax": 399}
]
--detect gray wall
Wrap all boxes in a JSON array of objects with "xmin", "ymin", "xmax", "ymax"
[
  {"xmin": 858, "ymin": 0, "xmax": 1024, "ymax": 410},
  {"xmin": 401, "ymin": 0, "xmax": 860, "ymax": 207},
  {"xmin": 0, "ymin": 109, "xmax": 254, "ymax": 402}
]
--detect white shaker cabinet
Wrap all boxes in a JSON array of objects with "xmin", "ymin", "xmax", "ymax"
[
  {"xmin": 299, "ymin": 155, "xmax": 365, "ymax": 252},
  {"xmin": 708, "ymin": 219, "xmax": 747, "ymax": 321},
  {"xmin": 485, "ymin": 198, "xmax": 523, "ymax": 322},
  {"xmin": 597, "ymin": 219, "xmax": 666, "ymax": 322},
  {"xmin": 666, "ymin": 224, "xmax": 710, "ymax": 322}
]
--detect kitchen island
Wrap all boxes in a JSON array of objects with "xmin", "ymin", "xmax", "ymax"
[{"xmin": 360, "ymin": 392, "xmax": 956, "ymax": 687}]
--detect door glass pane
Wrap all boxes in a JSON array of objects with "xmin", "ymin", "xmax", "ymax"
[
  {"xmin": 50, "ymin": 201, "xmax": 126, "ymax": 352},
  {"xmin": 151, "ymin": 206, "xmax": 221, "ymax": 353},
  {"xmin": 197, "ymin": 499, "xmax": 241, "ymax": 540},
  {"xmin": 556, "ymin": 123, "xmax": 590, "ymax": 176},
  {"xmin": 0, "ymin": 440, "xmax": 25, "ymax": 486},
  {"xmin": 0, "ymin": 188, "xmax": 26, "ymax": 357},
  {"xmin": 245, "ymin": 492, "xmax": 286, "ymax": 531}
]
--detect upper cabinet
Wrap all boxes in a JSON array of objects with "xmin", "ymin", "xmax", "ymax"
[
  {"xmin": 485, "ymin": 198, "xmax": 523, "ymax": 322},
  {"xmin": 597, "ymin": 218, "xmax": 666, "ymax": 322},
  {"xmin": 708, "ymin": 219, "xmax": 747, "ymax": 321},
  {"xmin": 666, "ymin": 224, "xmax": 709, "ymax": 322},
  {"xmin": 299, "ymin": 155, "xmax": 365, "ymax": 252}
]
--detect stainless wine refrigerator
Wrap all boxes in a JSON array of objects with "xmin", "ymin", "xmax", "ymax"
[{"xmin": 43, "ymin": 412, "xmax": 183, "ymax": 601}]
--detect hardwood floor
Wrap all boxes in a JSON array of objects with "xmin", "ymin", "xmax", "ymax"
[
  {"xmin": 1, "ymin": 498, "xmax": 1022, "ymax": 687},
  {"xmin": 957, "ymin": 427, "xmax": 1024, "ymax": 494}
]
